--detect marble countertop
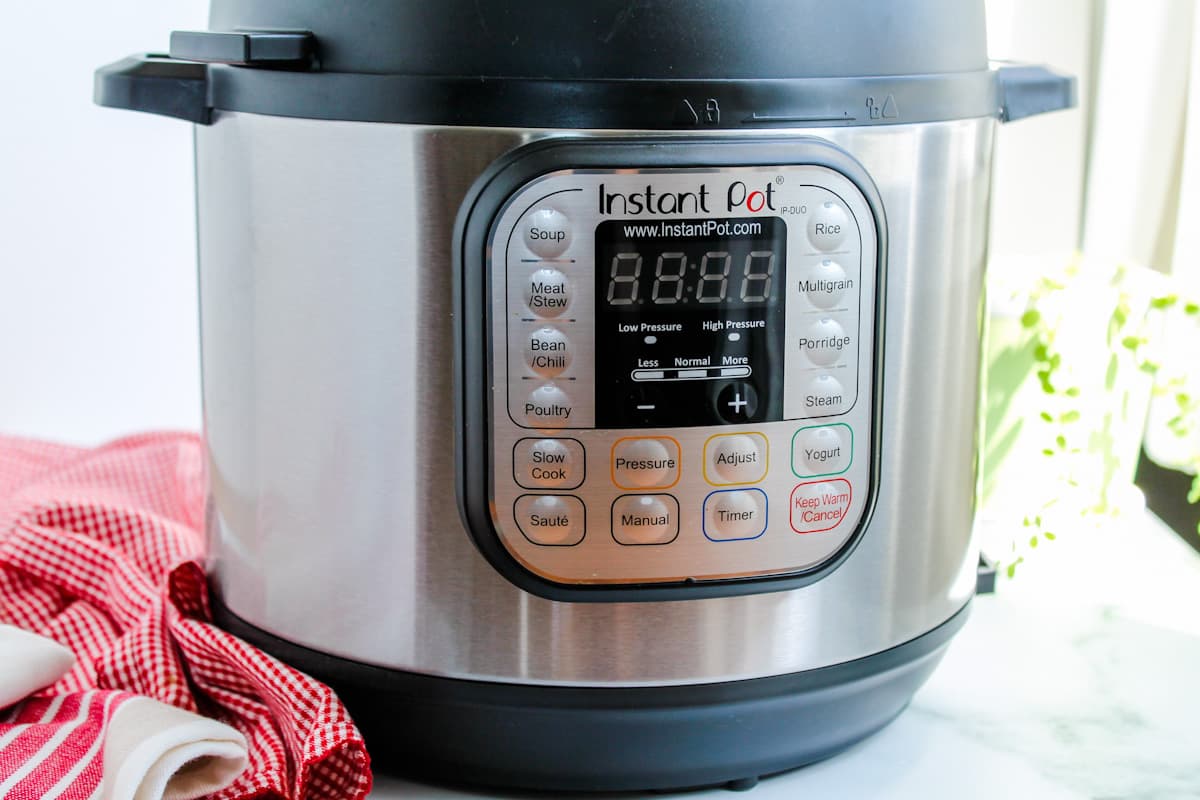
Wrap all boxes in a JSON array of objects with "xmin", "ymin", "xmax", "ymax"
[{"xmin": 369, "ymin": 506, "xmax": 1200, "ymax": 800}]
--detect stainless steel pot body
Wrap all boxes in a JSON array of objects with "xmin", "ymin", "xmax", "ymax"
[{"xmin": 198, "ymin": 112, "xmax": 993, "ymax": 687}]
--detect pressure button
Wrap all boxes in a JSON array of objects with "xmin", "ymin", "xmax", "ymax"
[
  {"xmin": 522, "ymin": 208, "xmax": 572, "ymax": 258},
  {"xmin": 611, "ymin": 437, "xmax": 680, "ymax": 490},
  {"xmin": 514, "ymin": 494, "xmax": 585, "ymax": 546},
  {"xmin": 808, "ymin": 200, "xmax": 849, "ymax": 251},
  {"xmin": 524, "ymin": 269, "xmax": 571, "ymax": 318}
]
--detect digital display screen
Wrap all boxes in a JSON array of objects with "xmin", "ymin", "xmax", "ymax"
[{"xmin": 596, "ymin": 218, "xmax": 786, "ymax": 311}]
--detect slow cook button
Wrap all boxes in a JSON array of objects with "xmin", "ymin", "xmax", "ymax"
[
  {"xmin": 513, "ymin": 437, "xmax": 585, "ymax": 489},
  {"xmin": 514, "ymin": 494, "xmax": 586, "ymax": 546},
  {"xmin": 800, "ymin": 318, "xmax": 851, "ymax": 367},
  {"xmin": 611, "ymin": 437, "xmax": 681, "ymax": 489},
  {"xmin": 704, "ymin": 433, "xmax": 768, "ymax": 485},
  {"xmin": 807, "ymin": 200, "xmax": 850, "ymax": 251},
  {"xmin": 522, "ymin": 208, "xmax": 572, "ymax": 258},
  {"xmin": 703, "ymin": 489, "xmax": 767, "ymax": 541},
  {"xmin": 801, "ymin": 259, "xmax": 851, "ymax": 310},
  {"xmin": 524, "ymin": 268, "xmax": 571, "ymax": 317},
  {"xmin": 612, "ymin": 494, "xmax": 679, "ymax": 545},
  {"xmin": 524, "ymin": 326, "xmax": 571, "ymax": 377},
  {"xmin": 524, "ymin": 384, "xmax": 573, "ymax": 427},
  {"xmin": 792, "ymin": 424, "xmax": 853, "ymax": 477},
  {"xmin": 789, "ymin": 479, "xmax": 852, "ymax": 533},
  {"xmin": 803, "ymin": 373, "xmax": 846, "ymax": 415}
]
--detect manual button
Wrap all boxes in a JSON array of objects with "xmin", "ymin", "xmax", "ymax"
[
  {"xmin": 612, "ymin": 494, "xmax": 679, "ymax": 545},
  {"xmin": 611, "ymin": 437, "xmax": 680, "ymax": 490},
  {"xmin": 514, "ymin": 494, "xmax": 585, "ymax": 546}
]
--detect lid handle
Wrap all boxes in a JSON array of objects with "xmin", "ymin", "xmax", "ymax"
[
  {"xmin": 168, "ymin": 31, "xmax": 315, "ymax": 67},
  {"xmin": 94, "ymin": 54, "xmax": 211, "ymax": 124},
  {"xmin": 996, "ymin": 63, "xmax": 1078, "ymax": 123}
]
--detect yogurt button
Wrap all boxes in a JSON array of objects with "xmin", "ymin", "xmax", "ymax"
[
  {"xmin": 523, "ymin": 208, "xmax": 572, "ymax": 258},
  {"xmin": 792, "ymin": 425, "xmax": 852, "ymax": 477},
  {"xmin": 525, "ymin": 269, "xmax": 571, "ymax": 318},
  {"xmin": 808, "ymin": 201, "xmax": 850, "ymax": 251}
]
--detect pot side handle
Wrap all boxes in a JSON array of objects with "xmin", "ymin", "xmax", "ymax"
[
  {"xmin": 995, "ymin": 62, "xmax": 1078, "ymax": 123},
  {"xmin": 94, "ymin": 54, "xmax": 211, "ymax": 124}
]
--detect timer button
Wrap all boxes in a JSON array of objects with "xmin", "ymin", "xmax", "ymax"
[
  {"xmin": 800, "ymin": 318, "xmax": 851, "ymax": 367},
  {"xmin": 611, "ymin": 437, "xmax": 680, "ymax": 490},
  {"xmin": 524, "ymin": 326, "xmax": 571, "ymax": 377},
  {"xmin": 704, "ymin": 433, "xmax": 768, "ymax": 485},
  {"xmin": 808, "ymin": 201, "xmax": 849, "ymax": 252},
  {"xmin": 525, "ymin": 269, "xmax": 571, "ymax": 318},
  {"xmin": 703, "ymin": 489, "xmax": 767, "ymax": 541},
  {"xmin": 514, "ymin": 437, "xmax": 585, "ymax": 489},
  {"xmin": 612, "ymin": 494, "xmax": 679, "ymax": 545},
  {"xmin": 524, "ymin": 384, "xmax": 574, "ymax": 427},
  {"xmin": 514, "ymin": 494, "xmax": 585, "ymax": 546},
  {"xmin": 802, "ymin": 259, "xmax": 850, "ymax": 309},
  {"xmin": 802, "ymin": 374, "xmax": 846, "ymax": 416},
  {"xmin": 522, "ymin": 208, "xmax": 572, "ymax": 258}
]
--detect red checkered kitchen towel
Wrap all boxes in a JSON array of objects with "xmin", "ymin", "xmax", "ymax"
[{"xmin": 0, "ymin": 433, "xmax": 372, "ymax": 799}]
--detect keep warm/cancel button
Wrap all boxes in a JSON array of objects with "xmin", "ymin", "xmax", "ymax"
[{"xmin": 789, "ymin": 479, "xmax": 852, "ymax": 533}]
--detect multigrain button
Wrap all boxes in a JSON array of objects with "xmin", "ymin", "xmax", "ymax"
[
  {"xmin": 799, "ymin": 318, "xmax": 851, "ymax": 367},
  {"xmin": 523, "ymin": 208, "xmax": 572, "ymax": 258},
  {"xmin": 704, "ymin": 433, "xmax": 768, "ymax": 485},
  {"xmin": 525, "ymin": 269, "xmax": 571, "ymax": 317},
  {"xmin": 801, "ymin": 259, "xmax": 851, "ymax": 309},
  {"xmin": 514, "ymin": 494, "xmax": 585, "ymax": 546},
  {"xmin": 611, "ymin": 437, "xmax": 680, "ymax": 489},
  {"xmin": 514, "ymin": 438, "xmax": 585, "ymax": 489},
  {"xmin": 612, "ymin": 494, "xmax": 679, "ymax": 545},
  {"xmin": 792, "ymin": 424, "xmax": 852, "ymax": 477},
  {"xmin": 524, "ymin": 326, "xmax": 571, "ymax": 377},
  {"xmin": 524, "ymin": 384, "xmax": 573, "ymax": 427},
  {"xmin": 803, "ymin": 373, "xmax": 846, "ymax": 415},
  {"xmin": 703, "ymin": 489, "xmax": 767, "ymax": 541},
  {"xmin": 807, "ymin": 200, "xmax": 849, "ymax": 251},
  {"xmin": 790, "ymin": 479, "xmax": 852, "ymax": 533}
]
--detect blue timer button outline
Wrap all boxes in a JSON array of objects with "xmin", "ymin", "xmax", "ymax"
[{"xmin": 701, "ymin": 487, "xmax": 769, "ymax": 543}]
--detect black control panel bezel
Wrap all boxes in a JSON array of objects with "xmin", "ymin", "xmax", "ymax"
[{"xmin": 454, "ymin": 136, "xmax": 889, "ymax": 603}]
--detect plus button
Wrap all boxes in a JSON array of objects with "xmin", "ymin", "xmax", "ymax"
[{"xmin": 716, "ymin": 381, "xmax": 759, "ymax": 423}]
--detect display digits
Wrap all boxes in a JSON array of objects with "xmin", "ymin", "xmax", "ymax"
[
  {"xmin": 739, "ymin": 250, "xmax": 774, "ymax": 302},
  {"xmin": 651, "ymin": 252, "xmax": 687, "ymax": 304},
  {"xmin": 607, "ymin": 252, "xmax": 642, "ymax": 305},
  {"xmin": 697, "ymin": 251, "xmax": 731, "ymax": 303}
]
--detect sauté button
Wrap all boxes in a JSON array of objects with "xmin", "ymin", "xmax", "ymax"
[
  {"xmin": 524, "ymin": 326, "xmax": 571, "ymax": 377},
  {"xmin": 789, "ymin": 479, "xmax": 852, "ymax": 533},
  {"xmin": 803, "ymin": 374, "xmax": 846, "ymax": 415},
  {"xmin": 525, "ymin": 269, "xmax": 571, "ymax": 318},
  {"xmin": 802, "ymin": 259, "xmax": 851, "ymax": 309},
  {"xmin": 612, "ymin": 494, "xmax": 679, "ymax": 545},
  {"xmin": 800, "ymin": 318, "xmax": 851, "ymax": 367},
  {"xmin": 792, "ymin": 424, "xmax": 852, "ymax": 477},
  {"xmin": 611, "ymin": 437, "xmax": 680, "ymax": 489},
  {"xmin": 808, "ymin": 200, "xmax": 849, "ymax": 251},
  {"xmin": 523, "ymin": 208, "xmax": 572, "ymax": 258},
  {"xmin": 524, "ymin": 384, "xmax": 573, "ymax": 427},
  {"xmin": 704, "ymin": 433, "xmax": 768, "ymax": 485},
  {"xmin": 703, "ymin": 489, "xmax": 767, "ymax": 541},
  {"xmin": 514, "ymin": 438, "xmax": 585, "ymax": 489},
  {"xmin": 514, "ymin": 494, "xmax": 585, "ymax": 545}
]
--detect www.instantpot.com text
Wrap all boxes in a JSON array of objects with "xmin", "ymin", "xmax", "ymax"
[{"xmin": 621, "ymin": 219, "xmax": 764, "ymax": 239}]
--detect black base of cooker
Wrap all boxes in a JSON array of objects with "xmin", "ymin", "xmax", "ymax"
[{"xmin": 212, "ymin": 598, "xmax": 969, "ymax": 793}]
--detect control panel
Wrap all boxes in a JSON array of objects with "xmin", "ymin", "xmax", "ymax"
[{"xmin": 471, "ymin": 145, "xmax": 883, "ymax": 590}]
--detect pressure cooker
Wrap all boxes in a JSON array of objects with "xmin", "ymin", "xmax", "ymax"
[{"xmin": 96, "ymin": 0, "xmax": 1075, "ymax": 791}]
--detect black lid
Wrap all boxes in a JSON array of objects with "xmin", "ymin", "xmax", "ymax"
[{"xmin": 208, "ymin": 0, "xmax": 988, "ymax": 80}]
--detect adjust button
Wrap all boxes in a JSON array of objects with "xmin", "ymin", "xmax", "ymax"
[
  {"xmin": 524, "ymin": 384, "xmax": 574, "ymax": 427},
  {"xmin": 808, "ymin": 200, "xmax": 850, "ymax": 251},
  {"xmin": 612, "ymin": 494, "xmax": 679, "ymax": 545},
  {"xmin": 704, "ymin": 433, "xmax": 768, "ymax": 485},
  {"xmin": 514, "ymin": 494, "xmax": 585, "ymax": 546},
  {"xmin": 524, "ymin": 268, "xmax": 571, "ymax": 318},
  {"xmin": 611, "ymin": 437, "xmax": 680, "ymax": 490},
  {"xmin": 514, "ymin": 438, "xmax": 585, "ymax": 489},
  {"xmin": 524, "ymin": 326, "xmax": 571, "ymax": 377},
  {"xmin": 703, "ymin": 489, "xmax": 768, "ymax": 541},
  {"xmin": 522, "ymin": 208, "xmax": 572, "ymax": 258}
]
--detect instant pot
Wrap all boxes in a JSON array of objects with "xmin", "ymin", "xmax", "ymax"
[{"xmin": 96, "ymin": 0, "xmax": 1075, "ymax": 791}]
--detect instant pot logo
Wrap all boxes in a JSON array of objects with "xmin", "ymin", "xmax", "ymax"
[{"xmin": 597, "ymin": 180, "xmax": 776, "ymax": 215}]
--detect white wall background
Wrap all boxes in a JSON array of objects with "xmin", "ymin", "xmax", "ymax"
[{"xmin": 0, "ymin": 0, "xmax": 207, "ymax": 444}]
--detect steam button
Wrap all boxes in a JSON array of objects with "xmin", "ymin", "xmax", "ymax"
[
  {"xmin": 524, "ymin": 384, "xmax": 573, "ymax": 427},
  {"xmin": 524, "ymin": 326, "xmax": 571, "ymax": 377},
  {"xmin": 514, "ymin": 494, "xmax": 585, "ymax": 546},
  {"xmin": 803, "ymin": 374, "xmax": 846, "ymax": 416},
  {"xmin": 523, "ymin": 208, "xmax": 572, "ymax": 258},
  {"xmin": 808, "ymin": 201, "xmax": 849, "ymax": 251},
  {"xmin": 525, "ymin": 269, "xmax": 571, "ymax": 318}
]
